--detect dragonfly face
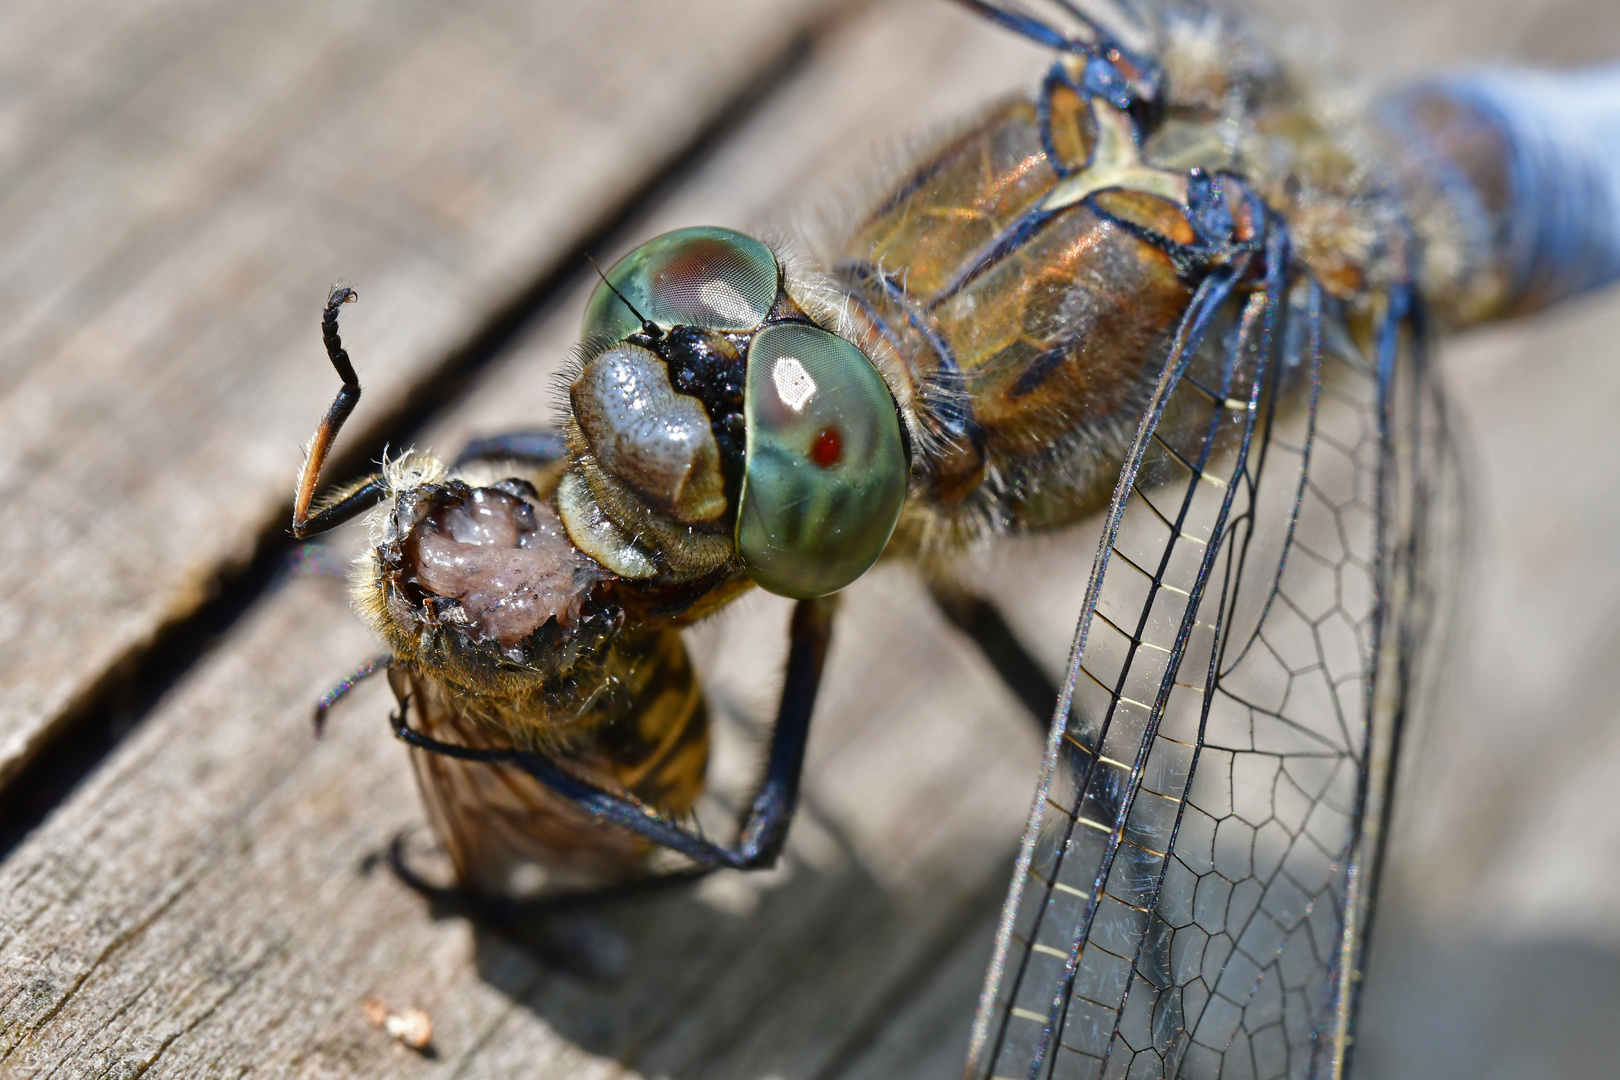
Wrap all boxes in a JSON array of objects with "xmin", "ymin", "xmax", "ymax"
[{"xmin": 563, "ymin": 225, "xmax": 909, "ymax": 600}]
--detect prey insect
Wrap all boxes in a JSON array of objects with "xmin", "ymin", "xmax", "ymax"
[{"xmin": 294, "ymin": 1, "xmax": 1620, "ymax": 1076}]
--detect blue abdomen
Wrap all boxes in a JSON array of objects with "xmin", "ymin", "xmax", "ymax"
[{"xmin": 1385, "ymin": 64, "xmax": 1620, "ymax": 322}]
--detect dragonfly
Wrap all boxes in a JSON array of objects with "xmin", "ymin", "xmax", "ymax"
[{"xmin": 291, "ymin": 1, "xmax": 1620, "ymax": 1077}]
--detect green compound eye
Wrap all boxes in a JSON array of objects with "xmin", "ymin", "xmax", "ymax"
[
  {"xmin": 581, "ymin": 226, "xmax": 779, "ymax": 346},
  {"xmin": 736, "ymin": 323, "xmax": 908, "ymax": 598}
]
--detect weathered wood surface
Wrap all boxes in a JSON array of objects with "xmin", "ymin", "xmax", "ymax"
[
  {"xmin": 0, "ymin": 3, "xmax": 1059, "ymax": 1076},
  {"xmin": 0, "ymin": 0, "xmax": 1618, "ymax": 1078},
  {"xmin": 0, "ymin": 0, "xmax": 841, "ymax": 789}
]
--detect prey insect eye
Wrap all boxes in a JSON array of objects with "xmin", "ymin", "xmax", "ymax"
[
  {"xmin": 736, "ymin": 323, "xmax": 907, "ymax": 599},
  {"xmin": 581, "ymin": 226, "xmax": 780, "ymax": 346}
]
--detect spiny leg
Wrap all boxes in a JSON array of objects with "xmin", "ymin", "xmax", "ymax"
[
  {"xmin": 928, "ymin": 580, "xmax": 1060, "ymax": 731},
  {"xmin": 292, "ymin": 286, "xmax": 389, "ymax": 538}
]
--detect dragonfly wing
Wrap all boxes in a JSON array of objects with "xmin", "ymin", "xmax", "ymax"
[
  {"xmin": 967, "ymin": 274, "xmax": 1449, "ymax": 1080},
  {"xmin": 951, "ymin": 0, "xmax": 1160, "ymax": 69}
]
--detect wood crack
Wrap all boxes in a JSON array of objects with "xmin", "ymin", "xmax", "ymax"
[{"xmin": 0, "ymin": 872, "xmax": 200, "ymax": 1064}]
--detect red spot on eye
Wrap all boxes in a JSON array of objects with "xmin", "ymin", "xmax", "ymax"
[{"xmin": 810, "ymin": 427, "xmax": 843, "ymax": 468}]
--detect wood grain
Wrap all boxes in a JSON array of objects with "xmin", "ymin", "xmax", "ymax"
[
  {"xmin": 0, "ymin": 0, "xmax": 839, "ymax": 790},
  {"xmin": 0, "ymin": 3, "xmax": 1057, "ymax": 1076},
  {"xmin": 0, "ymin": 0, "xmax": 1617, "ymax": 1077}
]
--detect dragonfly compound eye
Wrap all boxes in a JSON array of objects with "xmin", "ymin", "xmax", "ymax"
[
  {"xmin": 736, "ymin": 323, "xmax": 907, "ymax": 598},
  {"xmin": 580, "ymin": 225, "xmax": 780, "ymax": 346}
]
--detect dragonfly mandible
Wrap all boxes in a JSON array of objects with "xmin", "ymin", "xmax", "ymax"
[{"xmin": 291, "ymin": 2, "xmax": 1620, "ymax": 1077}]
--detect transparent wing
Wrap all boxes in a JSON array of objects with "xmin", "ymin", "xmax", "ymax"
[{"xmin": 966, "ymin": 270, "xmax": 1450, "ymax": 1080}]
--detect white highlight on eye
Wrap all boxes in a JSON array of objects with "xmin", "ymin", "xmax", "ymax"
[
  {"xmin": 699, "ymin": 279, "xmax": 756, "ymax": 322},
  {"xmin": 771, "ymin": 355, "xmax": 816, "ymax": 411}
]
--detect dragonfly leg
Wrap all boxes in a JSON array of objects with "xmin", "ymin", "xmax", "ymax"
[
  {"xmin": 292, "ymin": 286, "xmax": 391, "ymax": 538},
  {"xmin": 390, "ymin": 595, "xmax": 837, "ymax": 876},
  {"xmin": 295, "ymin": 472, "xmax": 389, "ymax": 536},
  {"xmin": 452, "ymin": 429, "xmax": 568, "ymax": 469},
  {"xmin": 927, "ymin": 580, "xmax": 1059, "ymax": 730},
  {"xmin": 727, "ymin": 594, "xmax": 835, "ymax": 864}
]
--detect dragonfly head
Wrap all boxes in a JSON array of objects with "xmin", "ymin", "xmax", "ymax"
[{"xmin": 560, "ymin": 226, "xmax": 910, "ymax": 599}]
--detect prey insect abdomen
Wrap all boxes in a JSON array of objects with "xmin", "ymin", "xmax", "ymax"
[{"xmin": 395, "ymin": 625, "xmax": 709, "ymax": 895}]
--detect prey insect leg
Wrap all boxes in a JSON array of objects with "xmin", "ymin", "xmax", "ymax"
[
  {"xmin": 928, "ymin": 581, "xmax": 1060, "ymax": 730},
  {"xmin": 312, "ymin": 653, "xmax": 392, "ymax": 738},
  {"xmin": 390, "ymin": 596, "xmax": 837, "ymax": 874},
  {"xmin": 292, "ymin": 286, "xmax": 389, "ymax": 538}
]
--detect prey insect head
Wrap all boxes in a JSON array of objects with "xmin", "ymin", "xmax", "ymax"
[
  {"xmin": 364, "ymin": 457, "xmax": 627, "ymax": 692},
  {"xmin": 291, "ymin": 289, "xmax": 626, "ymax": 697},
  {"xmin": 563, "ymin": 226, "xmax": 909, "ymax": 599}
]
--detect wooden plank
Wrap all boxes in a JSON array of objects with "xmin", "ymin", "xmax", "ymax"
[
  {"xmin": 0, "ymin": 0, "xmax": 840, "ymax": 790},
  {"xmin": 0, "ymin": 2, "xmax": 1057, "ymax": 1076},
  {"xmin": 3, "ymin": 1, "xmax": 1619, "ymax": 1078}
]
